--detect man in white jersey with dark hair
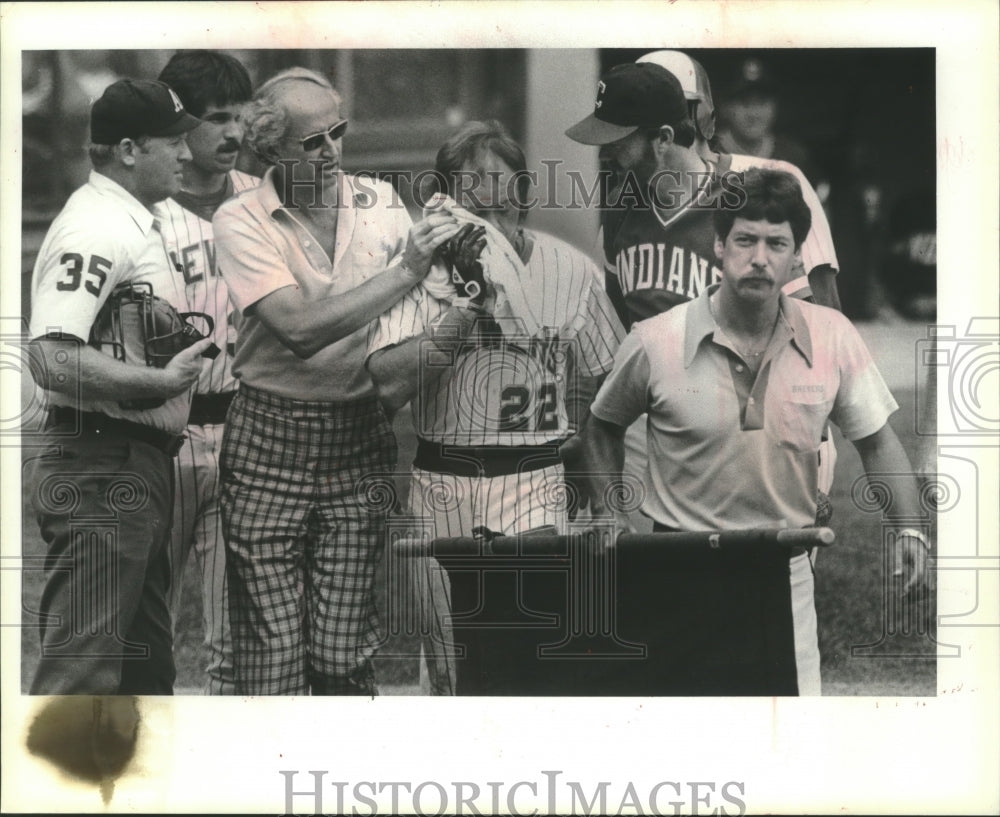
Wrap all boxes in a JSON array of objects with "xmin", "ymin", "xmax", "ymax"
[
  {"xmin": 155, "ymin": 50, "xmax": 257, "ymax": 694},
  {"xmin": 367, "ymin": 120, "xmax": 625, "ymax": 693},
  {"xmin": 26, "ymin": 78, "xmax": 210, "ymax": 693}
]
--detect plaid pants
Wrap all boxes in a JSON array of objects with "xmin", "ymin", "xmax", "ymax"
[{"xmin": 219, "ymin": 385, "xmax": 396, "ymax": 695}]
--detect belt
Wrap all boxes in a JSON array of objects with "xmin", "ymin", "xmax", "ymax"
[
  {"xmin": 47, "ymin": 407, "xmax": 186, "ymax": 457},
  {"xmin": 414, "ymin": 437, "xmax": 562, "ymax": 479},
  {"xmin": 188, "ymin": 391, "xmax": 236, "ymax": 425}
]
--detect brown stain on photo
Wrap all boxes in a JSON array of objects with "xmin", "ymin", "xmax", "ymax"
[{"xmin": 26, "ymin": 696, "xmax": 140, "ymax": 805}]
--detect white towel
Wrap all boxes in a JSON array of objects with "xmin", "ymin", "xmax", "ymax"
[{"xmin": 421, "ymin": 193, "xmax": 542, "ymax": 338}]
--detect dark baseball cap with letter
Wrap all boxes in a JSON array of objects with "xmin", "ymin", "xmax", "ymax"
[
  {"xmin": 566, "ymin": 62, "xmax": 690, "ymax": 145},
  {"xmin": 91, "ymin": 79, "xmax": 202, "ymax": 145}
]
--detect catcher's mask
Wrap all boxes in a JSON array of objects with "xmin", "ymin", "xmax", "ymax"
[{"xmin": 90, "ymin": 281, "xmax": 218, "ymax": 369}]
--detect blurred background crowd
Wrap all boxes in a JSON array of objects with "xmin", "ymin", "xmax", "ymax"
[{"xmin": 21, "ymin": 48, "xmax": 936, "ymax": 322}]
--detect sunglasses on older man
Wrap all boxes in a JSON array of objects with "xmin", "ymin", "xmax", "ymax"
[{"xmin": 297, "ymin": 119, "xmax": 349, "ymax": 151}]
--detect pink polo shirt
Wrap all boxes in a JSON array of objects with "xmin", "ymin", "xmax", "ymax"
[
  {"xmin": 213, "ymin": 168, "xmax": 412, "ymax": 402},
  {"xmin": 592, "ymin": 285, "xmax": 898, "ymax": 530}
]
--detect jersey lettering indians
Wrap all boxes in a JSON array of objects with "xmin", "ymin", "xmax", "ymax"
[
  {"xmin": 603, "ymin": 201, "xmax": 723, "ymax": 327},
  {"xmin": 601, "ymin": 154, "xmax": 838, "ymax": 329},
  {"xmin": 155, "ymin": 169, "xmax": 258, "ymax": 394},
  {"xmin": 602, "ymin": 172, "xmax": 726, "ymax": 328}
]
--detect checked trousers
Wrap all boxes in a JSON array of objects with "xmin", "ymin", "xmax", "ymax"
[{"xmin": 219, "ymin": 385, "xmax": 396, "ymax": 695}]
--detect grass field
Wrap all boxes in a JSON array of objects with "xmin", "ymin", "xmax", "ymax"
[{"xmin": 19, "ymin": 322, "xmax": 937, "ymax": 696}]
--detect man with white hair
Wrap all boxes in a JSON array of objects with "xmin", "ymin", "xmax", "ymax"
[{"xmin": 213, "ymin": 67, "xmax": 462, "ymax": 695}]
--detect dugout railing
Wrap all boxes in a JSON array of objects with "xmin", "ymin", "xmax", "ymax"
[{"xmin": 390, "ymin": 527, "xmax": 834, "ymax": 696}]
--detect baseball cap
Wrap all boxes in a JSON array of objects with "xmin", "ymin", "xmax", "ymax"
[
  {"xmin": 727, "ymin": 58, "xmax": 776, "ymax": 100},
  {"xmin": 91, "ymin": 79, "xmax": 202, "ymax": 145},
  {"xmin": 565, "ymin": 62, "xmax": 689, "ymax": 146}
]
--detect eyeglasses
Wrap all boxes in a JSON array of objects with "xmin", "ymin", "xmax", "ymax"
[{"xmin": 296, "ymin": 119, "xmax": 349, "ymax": 151}]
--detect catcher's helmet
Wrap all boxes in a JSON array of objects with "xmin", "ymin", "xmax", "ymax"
[
  {"xmin": 636, "ymin": 50, "xmax": 716, "ymax": 142},
  {"xmin": 90, "ymin": 281, "xmax": 217, "ymax": 369}
]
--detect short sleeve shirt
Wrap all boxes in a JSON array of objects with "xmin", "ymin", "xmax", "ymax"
[
  {"xmin": 368, "ymin": 230, "xmax": 625, "ymax": 446},
  {"xmin": 213, "ymin": 169, "xmax": 412, "ymax": 401},
  {"xmin": 591, "ymin": 286, "xmax": 897, "ymax": 530},
  {"xmin": 29, "ymin": 170, "xmax": 193, "ymax": 433}
]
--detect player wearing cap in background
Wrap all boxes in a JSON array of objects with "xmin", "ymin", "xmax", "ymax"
[
  {"xmin": 716, "ymin": 57, "xmax": 819, "ymax": 186},
  {"xmin": 577, "ymin": 168, "xmax": 930, "ymax": 694},
  {"xmin": 26, "ymin": 79, "xmax": 211, "ymax": 694},
  {"xmin": 213, "ymin": 67, "xmax": 462, "ymax": 695},
  {"xmin": 155, "ymin": 50, "xmax": 257, "ymax": 695},
  {"xmin": 633, "ymin": 51, "xmax": 839, "ymax": 310},
  {"xmin": 566, "ymin": 60, "xmax": 839, "ymax": 529},
  {"xmin": 366, "ymin": 120, "xmax": 624, "ymax": 693}
]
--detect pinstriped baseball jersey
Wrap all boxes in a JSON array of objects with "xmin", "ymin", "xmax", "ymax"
[
  {"xmin": 154, "ymin": 169, "xmax": 258, "ymax": 394},
  {"xmin": 369, "ymin": 230, "xmax": 624, "ymax": 447},
  {"xmin": 601, "ymin": 153, "xmax": 837, "ymax": 329},
  {"xmin": 157, "ymin": 169, "xmax": 257, "ymax": 695}
]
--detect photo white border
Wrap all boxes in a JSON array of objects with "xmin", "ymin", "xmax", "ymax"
[{"xmin": 2, "ymin": 1, "xmax": 997, "ymax": 814}]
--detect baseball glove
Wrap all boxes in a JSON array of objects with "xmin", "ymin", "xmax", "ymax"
[{"xmin": 440, "ymin": 223, "xmax": 488, "ymax": 306}]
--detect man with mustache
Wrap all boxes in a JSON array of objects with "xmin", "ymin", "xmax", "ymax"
[
  {"xmin": 565, "ymin": 59, "xmax": 839, "ymax": 532},
  {"xmin": 577, "ymin": 168, "xmax": 930, "ymax": 695},
  {"xmin": 632, "ymin": 50, "xmax": 839, "ymax": 310},
  {"xmin": 155, "ymin": 50, "xmax": 257, "ymax": 694}
]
